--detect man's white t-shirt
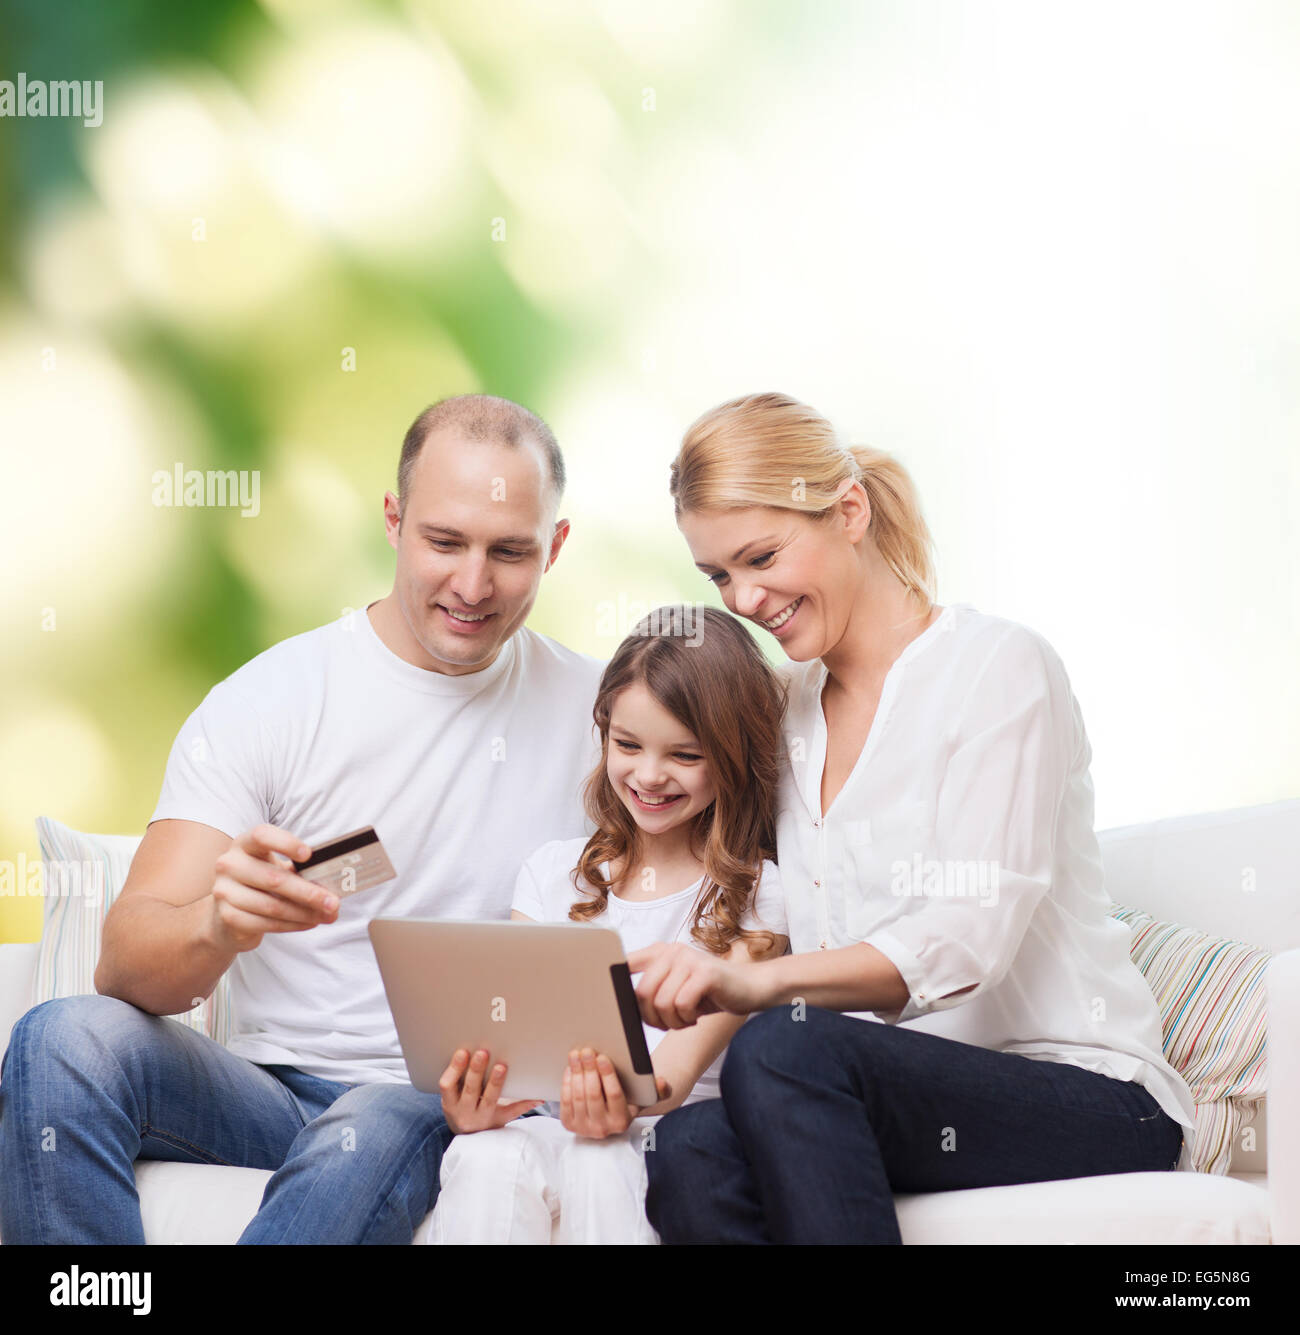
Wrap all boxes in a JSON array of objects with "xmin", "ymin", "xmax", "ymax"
[
  {"xmin": 511, "ymin": 836, "xmax": 787, "ymax": 1105},
  {"xmin": 776, "ymin": 601, "xmax": 1199, "ymax": 1163},
  {"xmin": 150, "ymin": 605, "xmax": 605, "ymax": 1085}
]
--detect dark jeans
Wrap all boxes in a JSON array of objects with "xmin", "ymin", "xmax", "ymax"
[
  {"xmin": 645, "ymin": 1005, "xmax": 1185, "ymax": 1244},
  {"xmin": 0, "ymin": 995, "xmax": 453, "ymax": 1244}
]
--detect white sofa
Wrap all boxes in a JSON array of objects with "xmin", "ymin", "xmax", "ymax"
[{"xmin": 1, "ymin": 799, "xmax": 1295, "ymax": 1244}]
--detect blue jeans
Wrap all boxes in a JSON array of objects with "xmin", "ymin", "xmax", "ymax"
[
  {"xmin": 644, "ymin": 1006, "xmax": 1185, "ymax": 1244},
  {"xmin": 0, "ymin": 995, "xmax": 453, "ymax": 1244}
]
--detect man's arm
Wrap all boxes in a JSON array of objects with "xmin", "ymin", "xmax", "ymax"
[{"xmin": 94, "ymin": 819, "xmax": 340, "ymax": 1016}]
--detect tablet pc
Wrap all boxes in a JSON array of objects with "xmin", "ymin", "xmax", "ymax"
[{"xmin": 368, "ymin": 918, "xmax": 659, "ymax": 1105}]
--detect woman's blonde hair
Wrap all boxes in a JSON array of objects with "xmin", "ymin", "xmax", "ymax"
[{"xmin": 669, "ymin": 391, "xmax": 937, "ymax": 612}]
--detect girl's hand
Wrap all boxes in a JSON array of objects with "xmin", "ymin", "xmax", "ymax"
[
  {"xmin": 438, "ymin": 1047, "xmax": 541, "ymax": 1134},
  {"xmin": 626, "ymin": 941, "xmax": 771, "ymax": 1029},
  {"xmin": 559, "ymin": 1048, "xmax": 671, "ymax": 1139}
]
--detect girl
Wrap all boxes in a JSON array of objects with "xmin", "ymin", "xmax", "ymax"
[
  {"xmin": 430, "ymin": 604, "xmax": 790, "ymax": 1244},
  {"xmin": 631, "ymin": 391, "xmax": 1199, "ymax": 1244}
]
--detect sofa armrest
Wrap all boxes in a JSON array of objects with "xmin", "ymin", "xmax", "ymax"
[
  {"xmin": 0, "ymin": 943, "xmax": 39, "ymax": 1065},
  {"xmin": 1267, "ymin": 947, "xmax": 1300, "ymax": 1244}
]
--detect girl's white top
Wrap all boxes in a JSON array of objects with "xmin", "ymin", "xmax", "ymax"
[
  {"xmin": 512, "ymin": 837, "xmax": 786, "ymax": 1105},
  {"xmin": 776, "ymin": 602, "xmax": 1198, "ymax": 1147}
]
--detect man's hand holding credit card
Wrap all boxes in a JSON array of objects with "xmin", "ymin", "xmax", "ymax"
[
  {"xmin": 292, "ymin": 827, "xmax": 397, "ymax": 899},
  {"xmin": 206, "ymin": 822, "xmax": 396, "ymax": 956}
]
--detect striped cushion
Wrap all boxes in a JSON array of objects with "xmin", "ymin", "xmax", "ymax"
[
  {"xmin": 1108, "ymin": 902, "xmax": 1267, "ymax": 1175},
  {"xmin": 34, "ymin": 817, "xmax": 231, "ymax": 1046}
]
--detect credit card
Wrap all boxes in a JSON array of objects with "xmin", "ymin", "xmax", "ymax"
[{"xmin": 292, "ymin": 826, "xmax": 396, "ymax": 899}]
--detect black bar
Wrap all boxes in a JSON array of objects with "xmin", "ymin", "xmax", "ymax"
[
  {"xmin": 293, "ymin": 826, "xmax": 378, "ymax": 871},
  {"xmin": 609, "ymin": 963, "xmax": 655, "ymax": 1075}
]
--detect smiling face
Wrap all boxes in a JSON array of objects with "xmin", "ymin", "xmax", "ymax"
[
  {"xmin": 383, "ymin": 425, "xmax": 567, "ymax": 674},
  {"xmin": 606, "ymin": 681, "xmax": 718, "ymax": 836},
  {"xmin": 678, "ymin": 493, "xmax": 870, "ymax": 662}
]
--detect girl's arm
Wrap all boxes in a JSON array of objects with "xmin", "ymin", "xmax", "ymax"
[
  {"xmin": 629, "ymin": 928, "xmax": 790, "ymax": 1118},
  {"xmin": 544, "ymin": 918, "xmax": 790, "ymax": 1137}
]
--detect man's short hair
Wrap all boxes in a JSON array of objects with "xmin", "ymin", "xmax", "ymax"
[{"xmin": 397, "ymin": 394, "xmax": 565, "ymax": 516}]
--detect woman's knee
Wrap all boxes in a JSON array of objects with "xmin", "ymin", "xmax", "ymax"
[
  {"xmin": 644, "ymin": 1100, "xmax": 729, "ymax": 1186},
  {"xmin": 643, "ymin": 1100, "xmax": 738, "ymax": 1238},
  {"xmin": 721, "ymin": 1006, "xmax": 894, "ymax": 1114},
  {"xmin": 721, "ymin": 1004, "xmax": 837, "ymax": 1091}
]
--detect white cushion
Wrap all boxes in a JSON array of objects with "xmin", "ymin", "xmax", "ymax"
[
  {"xmin": 33, "ymin": 817, "xmax": 232, "ymax": 1044},
  {"xmin": 133, "ymin": 1162, "xmax": 440, "ymax": 1245},
  {"xmin": 135, "ymin": 1163, "xmax": 272, "ymax": 1246},
  {"xmin": 0, "ymin": 942, "xmax": 38, "ymax": 1056},
  {"xmin": 894, "ymin": 1171, "xmax": 1270, "ymax": 1245},
  {"xmin": 127, "ymin": 1160, "xmax": 1269, "ymax": 1245},
  {"xmin": 1098, "ymin": 799, "xmax": 1300, "ymax": 953}
]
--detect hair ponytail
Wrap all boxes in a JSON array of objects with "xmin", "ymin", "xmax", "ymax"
[{"xmin": 845, "ymin": 444, "xmax": 936, "ymax": 608}]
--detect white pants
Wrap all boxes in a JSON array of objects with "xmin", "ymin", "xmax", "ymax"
[{"xmin": 430, "ymin": 1114, "xmax": 661, "ymax": 1245}]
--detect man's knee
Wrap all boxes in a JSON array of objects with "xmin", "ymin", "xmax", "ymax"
[
  {"xmin": 253, "ymin": 1083, "xmax": 452, "ymax": 1241},
  {"xmin": 298, "ymin": 1082, "xmax": 450, "ymax": 1160},
  {"xmin": 3, "ymin": 994, "xmax": 164, "ymax": 1085}
]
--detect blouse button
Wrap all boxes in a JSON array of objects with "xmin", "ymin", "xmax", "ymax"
[
  {"xmin": 813, "ymin": 878, "xmax": 820, "ymax": 887},
  {"xmin": 813, "ymin": 818, "xmax": 820, "ymax": 827}
]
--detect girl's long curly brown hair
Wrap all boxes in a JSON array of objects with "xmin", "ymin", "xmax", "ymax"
[{"xmin": 568, "ymin": 604, "xmax": 788, "ymax": 955}]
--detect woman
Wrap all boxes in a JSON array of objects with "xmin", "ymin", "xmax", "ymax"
[{"xmin": 629, "ymin": 391, "xmax": 1196, "ymax": 1244}]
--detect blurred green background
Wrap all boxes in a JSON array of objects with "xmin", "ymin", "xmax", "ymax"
[{"xmin": 3, "ymin": 0, "xmax": 1298, "ymax": 939}]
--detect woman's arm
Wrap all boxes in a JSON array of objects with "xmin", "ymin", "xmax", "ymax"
[
  {"xmin": 749, "ymin": 940, "xmax": 923, "ymax": 1015},
  {"xmin": 628, "ymin": 937, "xmax": 916, "ymax": 1029}
]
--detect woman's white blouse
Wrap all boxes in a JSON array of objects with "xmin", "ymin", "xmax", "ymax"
[{"xmin": 776, "ymin": 602, "xmax": 1198, "ymax": 1148}]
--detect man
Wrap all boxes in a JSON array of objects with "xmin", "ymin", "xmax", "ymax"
[{"xmin": 0, "ymin": 394, "xmax": 604, "ymax": 1244}]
